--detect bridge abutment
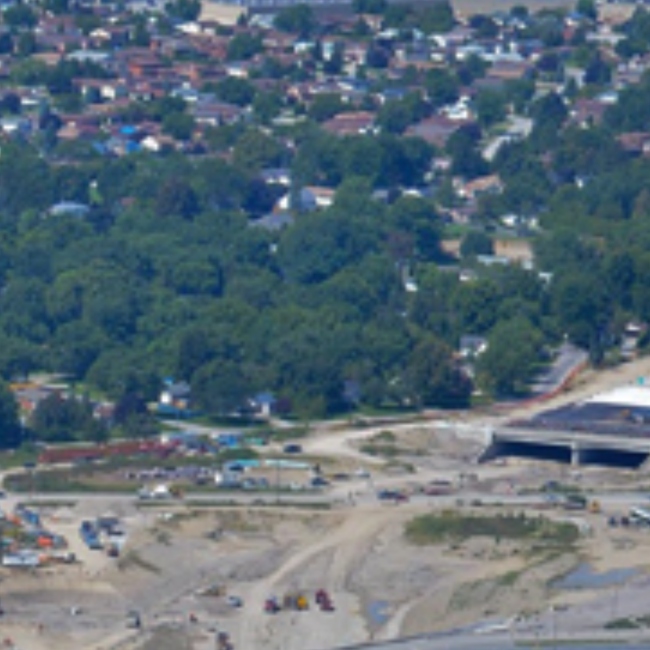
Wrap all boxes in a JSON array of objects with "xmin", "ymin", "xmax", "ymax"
[{"xmin": 571, "ymin": 443, "xmax": 582, "ymax": 467}]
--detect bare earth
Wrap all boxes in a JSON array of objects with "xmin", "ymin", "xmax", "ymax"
[{"xmin": 7, "ymin": 357, "xmax": 650, "ymax": 649}]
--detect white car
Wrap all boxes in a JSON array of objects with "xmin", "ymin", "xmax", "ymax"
[{"xmin": 226, "ymin": 595, "xmax": 243, "ymax": 608}]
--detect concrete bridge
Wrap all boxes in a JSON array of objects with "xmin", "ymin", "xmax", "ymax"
[{"xmin": 482, "ymin": 427, "xmax": 650, "ymax": 468}]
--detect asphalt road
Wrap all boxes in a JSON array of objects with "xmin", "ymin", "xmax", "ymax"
[
  {"xmin": 530, "ymin": 342, "xmax": 588, "ymax": 396},
  {"xmin": 344, "ymin": 638, "xmax": 650, "ymax": 650},
  {"xmin": 6, "ymin": 487, "xmax": 648, "ymax": 511}
]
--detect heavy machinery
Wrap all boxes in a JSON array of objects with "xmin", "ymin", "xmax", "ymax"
[
  {"xmin": 282, "ymin": 593, "xmax": 308, "ymax": 611},
  {"xmin": 125, "ymin": 610, "xmax": 141, "ymax": 629},
  {"xmin": 589, "ymin": 500, "xmax": 601, "ymax": 514},
  {"xmin": 264, "ymin": 597, "xmax": 280, "ymax": 614},
  {"xmin": 216, "ymin": 631, "xmax": 233, "ymax": 650},
  {"xmin": 316, "ymin": 589, "xmax": 334, "ymax": 612}
]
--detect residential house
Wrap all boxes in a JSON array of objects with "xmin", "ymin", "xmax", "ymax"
[
  {"xmin": 406, "ymin": 115, "xmax": 462, "ymax": 147},
  {"xmin": 321, "ymin": 111, "xmax": 375, "ymax": 136},
  {"xmin": 260, "ymin": 168, "xmax": 291, "ymax": 186},
  {"xmin": 488, "ymin": 60, "xmax": 534, "ymax": 82},
  {"xmin": 158, "ymin": 380, "xmax": 192, "ymax": 414},
  {"xmin": 48, "ymin": 202, "xmax": 91, "ymax": 218},
  {"xmin": 250, "ymin": 212, "xmax": 294, "ymax": 232},
  {"xmin": 455, "ymin": 174, "xmax": 503, "ymax": 200},
  {"xmin": 249, "ymin": 392, "xmax": 277, "ymax": 417},
  {"xmin": 617, "ymin": 132, "xmax": 650, "ymax": 156},
  {"xmin": 569, "ymin": 98, "xmax": 608, "ymax": 127},
  {"xmin": 191, "ymin": 101, "xmax": 246, "ymax": 126},
  {"xmin": 459, "ymin": 335, "xmax": 488, "ymax": 359}
]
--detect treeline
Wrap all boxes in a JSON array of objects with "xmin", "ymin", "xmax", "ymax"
[
  {"xmin": 2, "ymin": 69, "xmax": 650, "ymax": 435},
  {"xmin": 0, "ymin": 138, "xmax": 474, "ymax": 429}
]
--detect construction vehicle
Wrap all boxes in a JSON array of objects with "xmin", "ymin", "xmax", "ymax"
[
  {"xmin": 283, "ymin": 592, "xmax": 308, "ymax": 611},
  {"xmin": 216, "ymin": 631, "xmax": 233, "ymax": 650},
  {"xmin": 126, "ymin": 610, "xmax": 141, "ymax": 629},
  {"xmin": 563, "ymin": 493, "xmax": 587, "ymax": 511},
  {"xmin": 264, "ymin": 597, "xmax": 280, "ymax": 614},
  {"xmin": 169, "ymin": 484, "xmax": 184, "ymax": 498},
  {"xmin": 281, "ymin": 592, "xmax": 309, "ymax": 611},
  {"xmin": 320, "ymin": 598, "xmax": 334, "ymax": 612},
  {"xmin": 316, "ymin": 589, "xmax": 334, "ymax": 612},
  {"xmin": 196, "ymin": 584, "xmax": 226, "ymax": 598},
  {"xmin": 589, "ymin": 500, "xmax": 601, "ymax": 514}
]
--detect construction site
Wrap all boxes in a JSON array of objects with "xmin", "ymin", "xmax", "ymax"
[{"xmin": 6, "ymin": 359, "xmax": 650, "ymax": 649}]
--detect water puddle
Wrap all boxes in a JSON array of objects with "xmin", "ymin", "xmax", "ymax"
[{"xmin": 553, "ymin": 563, "xmax": 640, "ymax": 590}]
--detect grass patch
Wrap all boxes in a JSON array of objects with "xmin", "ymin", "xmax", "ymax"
[
  {"xmin": 359, "ymin": 430, "xmax": 409, "ymax": 458},
  {"xmin": 6, "ymin": 470, "xmax": 136, "ymax": 493},
  {"xmin": 405, "ymin": 511, "xmax": 579, "ymax": 546},
  {"xmin": 605, "ymin": 614, "xmax": 650, "ymax": 630},
  {"xmin": 374, "ymin": 430, "xmax": 396, "ymax": 442},
  {"xmin": 17, "ymin": 500, "xmax": 77, "ymax": 509},
  {"xmin": 182, "ymin": 499, "xmax": 331, "ymax": 510},
  {"xmin": 184, "ymin": 414, "xmax": 265, "ymax": 429},
  {"xmin": 496, "ymin": 569, "xmax": 524, "ymax": 587},
  {"xmin": 268, "ymin": 426, "xmax": 310, "ymax": 442},
  {"xmin": 604, "ymin": 617, "xmax": 640, "ymax": 630},
  {"xmin": 360, "ymin": 443, "xmax": 401, "ymax": 458},
  {"xmin": 0, "ymin": 446, "xmax": 38, "ymax": 470}
]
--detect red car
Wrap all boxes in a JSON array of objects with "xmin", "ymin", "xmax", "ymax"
[{"xmin": 265, "ymin": 598, "xmax": 280, "ymax": 614}]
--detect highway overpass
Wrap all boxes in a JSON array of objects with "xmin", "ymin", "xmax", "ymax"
[{"xmin": 482, "ymin": 427, "xmax": 650, "ymax": 468}]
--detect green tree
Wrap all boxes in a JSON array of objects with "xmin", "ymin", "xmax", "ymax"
[
  {"xmin": 162, "ymin": 112, "xmax": 195, "ymax": 141},
  {"xmin": 192, "ymin": 360, "xmax": 250, "ymax": 416},
  {"xmin": 584, "ymin": 52, "xmax": 611, "ymax": 85},
  {"xmin": 0, "ymin": 380, "xmax": 19, "ymax": 448},
  {"xmin": 419, "ymin": 0, "xmax": 455, "ymax": 33},
  {"xmin": 215, "ymin": 77, "xmax": 256, "ymax": 107},
  {"xmin": 156, "ymin": 178, "xmax": 200, "ymax": 219},
  {"xmin": 227, "ymin": 33, "xmax": 264, "ymax": 60},
  {"xmin": 460, "ymin": 231, "xmax": 494, "ymax": 259},
  {"xmin": 253, "ymin": 91, "xmax": 283, "ymax": 124},
  {"xmin": 132, "ymin": 18, "xmax": 151, "ymax": 47},
  {"xmin": 425, "ymin": 68, "xmax": 459, "ymax": 108},
  {"xmin": 469, "ymin": 14, "xmax": 498, "ymax": 38},
  {"xmin": 307, "ymin": 93, "xmax": 345, "ymax": 122},
  {"xmin": 577, "ymin": 0, "xmax": 597, "ymax": 19},
  {"xmin": 278, "ymin": 212, "xmax": 377, "ymax": 284},
  {"xmin": 274, "ymin": 4, "xmax": 315, "ymax": 36},
  {"xmin": 4, "ymin": 4, "xmax": 37, "ymax": 27},
  {"xmin": 165, "ymin": 0, "xmax": 201, "ymax": 20},
  {"xmin": 478, "ymin": 317, "xmax": 542, "ymax": 395},
  {"xmin": 389, "ymin": 196, "xmax": 441, "ymax": 261},
  {"xmin": 551, "ymin": 273, "xmax": 610, "ymax": 348},
  {"xmin": 476, "ymin": 90, "xmax": 507, "ymax": 129},
  {"xmin": 446, "ymin": 124, "xmax": 489, "ymax": 178},
  {"xmin": 404, "ymin": 337, "xmax": 471, "ymax": 407},
  {"xmin": 233, "ymin": 130, "xmax": 283, "ymax": 172},
  {"xmin": 30, "ymin": 394, "xmax": 100, "ymax": 443},
  {"xmin": 352, "ymin": 0, "xmax": 386, "ymax": 13}
]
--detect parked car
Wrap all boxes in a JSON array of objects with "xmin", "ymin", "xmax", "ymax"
[
  {"xmin": 226, "ymin": 595, "xmax": 243, "ymax": 608},
  {"xmin": 377, "ymin": 489, "xmax": 408, "ymax": 502},
  {"xmin": 283, "ymin": 444, "xmax": 303, "ymax": 454}
]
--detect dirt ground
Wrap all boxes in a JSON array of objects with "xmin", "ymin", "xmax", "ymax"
[
  {"xmin": 4, "ymin": 484, "xmax": 650, "ymax": 650},
  {"xmin": 7, "ymin": 362, "xmax": 650, "ymax": 650}
]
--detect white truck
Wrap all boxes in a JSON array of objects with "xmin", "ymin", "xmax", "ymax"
[{"xmin": 138, "ymin": 484, "xmax": 172, "ymax": 500}]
